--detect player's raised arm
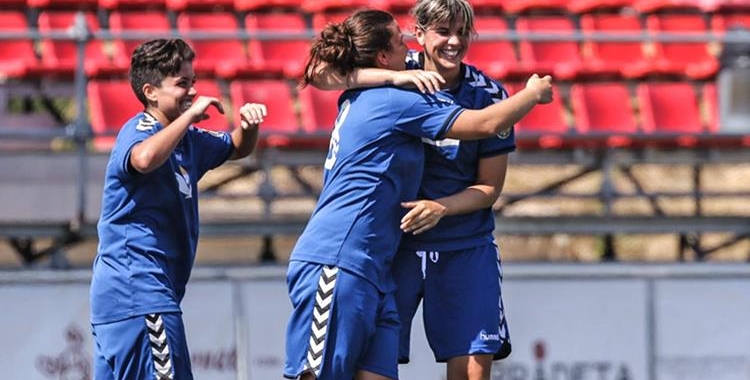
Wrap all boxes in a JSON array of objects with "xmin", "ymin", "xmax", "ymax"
[{"xmin": 446, "ymin": 74, "xmax": 553, "ymax": 140}]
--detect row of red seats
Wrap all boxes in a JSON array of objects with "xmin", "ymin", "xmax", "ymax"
[
  {"xmin": 2, "ymin": 9, "xmax": 748, "ymax": 81},
  {"xmin": 11, "ymin": 0, "xmax": 750, "ymax": 14},
  {"xmin": 87, "ymin": 78, "xmax": 742, "ymax": 152}
]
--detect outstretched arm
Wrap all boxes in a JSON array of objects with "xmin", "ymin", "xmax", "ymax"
[
  {"xmin": 309, "ymin": 63, "xmax": 445, "ymax": 93},
  {"xmin": 446, "ymin": 74, "xmax": 553, "ymax": 140},
  {"xmin": 401, "ymin": 154, "xmax": 508, "ymax": 234}
]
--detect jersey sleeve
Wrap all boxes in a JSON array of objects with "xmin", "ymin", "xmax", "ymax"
[
  {"xmin": 110, "ymin": 113, "xmax": 158, "ymax": 177},
  {"xmin": 188, "ymin": 127, "xmax": 233, "ymax": 176},
  {"xmin": 469, "ymin": 67, "xmax": 516, "ymax": 157},
  {"xmin": 390, "ymin": 88, "xmax": 464, "ymax": 141}
]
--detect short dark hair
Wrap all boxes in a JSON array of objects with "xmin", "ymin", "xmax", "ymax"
[
  {"xmin": 129, "ymin": 38, "xmax": 196, "ymax": 106},
  {"xmin": 302, "ymin": 9, "xmax": 395, "ymax": 87}
]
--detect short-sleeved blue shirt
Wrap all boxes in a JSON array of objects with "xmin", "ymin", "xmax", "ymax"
[{"xmin": 90, "ymin": 112, "xmax": 233, "ymax": 324}]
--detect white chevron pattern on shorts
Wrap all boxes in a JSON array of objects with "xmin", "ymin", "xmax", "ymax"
[
  {"xmin": 146, "ymin": 314, "xmax": 173, "ymax": 380},
  {"xmin": 304, "ymin": 265, "xmax": 338, "ymax": 377}
]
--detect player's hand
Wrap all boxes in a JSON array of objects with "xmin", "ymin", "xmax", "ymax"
[
  {"xmin": 525, "ymin": 74, "xmax": 553, "ymax": 104},
  {"xmin": 391, "ymin": 70, "xmax": 446, "ymax": 94},
  {"xmin": 400, "ymin": 200, "xmax": 447, "ymax": 235},
  {"xmin": 187, "ymin": 96, "xmax": 224, "ymax": 123},
  {"xmin": 239, "ymin": 103, "xmax": 267, "ymax": 130}
]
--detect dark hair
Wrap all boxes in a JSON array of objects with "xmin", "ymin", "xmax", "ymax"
[
  {"xmin": 302, "ymin": 9, "xmax": 396, "ymax": 87},
  {"xmin": 129, "ymin": 38, "xmax": 196, "ymax": 106}
]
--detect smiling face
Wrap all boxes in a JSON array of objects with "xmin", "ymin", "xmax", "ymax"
[
  {"xmin": 416, "ymin": 15, "xmax": 471, "ymax": 79},
  {"xmin": 143, "ymin": 61, "xmax": 197, "ymax": 125}
]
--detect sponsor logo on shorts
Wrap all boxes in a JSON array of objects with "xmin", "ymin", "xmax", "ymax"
[{"xmin": 480, "ymin": 330, "xmax": 501, "ymax": 341}]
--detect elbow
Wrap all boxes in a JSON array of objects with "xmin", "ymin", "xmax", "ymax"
[
  {"xmin": 130, "ymin": 150, "xmax": 157, "ymax": 174},
  {"xmin": 489, "ymin": 121, "xmax": 513, "ymax": 137}
]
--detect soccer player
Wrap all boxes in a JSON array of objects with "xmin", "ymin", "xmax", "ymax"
[
  {"xmin": 285, "ymin": 9, "xmax": 552, "ymax": 380},
  {"xmin": 89, "ymin": 38, "xmax": 267, "ymax": 380}
]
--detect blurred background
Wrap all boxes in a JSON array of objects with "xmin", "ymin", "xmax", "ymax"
[{"xmin": 0, "ymin": 0, "xmax": 749, "ymax": 379}]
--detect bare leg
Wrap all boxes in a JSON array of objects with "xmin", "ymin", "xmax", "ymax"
[
  {"xmin": 357, "ymin": 369, "xmax": 397, "ymax": 380},
  {"xmin": 446, "ymin": 354, "xmax": 493, "ymax": 380}
]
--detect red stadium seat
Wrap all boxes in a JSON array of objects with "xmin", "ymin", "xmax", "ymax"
[
  {"xmin": 579, "ymin": 13, "xmax": 654, "ymax": 79},
  {"xmin": 37, "ymin": 10, "xmax": 114, "ymax": 77},
  {"xmin": 506, "ymin": 83, "xmax": 571, "ymax": 149},
  {"xmin": 234, "ymin": 0, "xmax": 301, "ymax": 11},
  {"xmin": 633, "ymin": 0, "xmax": 720, "ymax": 13},
  {"xmin": 500, "ymin": 0, "xmax": 569, "ymax": 14},
  {"xmin": 637, "ymin": 81, "xmax": 707, "ymax": 147},
  {"xmin": 646, "ymin": 13, "xmax": 719, "ymax": 80},
  {"xmin": 176, "ymin": 11, "xmax": 256, "ymax": 78},
  {"xmin": 0, "ymin": 11, "xmax": 43, "ymax": 79},
  {"xmin": 99, "ymin": 0, "xmax": 167, "ymax": 9},
  {"xmin": 301, "ymin": 0, "xmax": 376, "ymax": 13},
  {"xmin": 246, "ymin": 12, "xmax": 311, "ymax": 79},
  {"xmin": 229, "ymin": 79, "xmax": 302, "ymax": 147},
  {"xmin": 567, "ymin": 0, "xmax": 635, "ymax": 13},
  {"xmin": 87, "ymin": 79, "xmax": 143, "ymax": 151},
  {"xmin": 712, "ymin": 12, "xmax": 750, "ymax": 34},
  {"xmin": 571, "ymin": 82, "xmax": 639, "ymax": 147},
  {"xmin": 166, "ymin": 0, "xmax": 234, "ymax": 11},
  {"xmin": 464, "ymin": 16, "xmax": 521, "ymax": 80},
  {"xmin": 28, "ymin": 0, "xmax": 98, "ymax": 9},
  {"xmin": 298, "ymin": 86, "xmax": 342, "ymax": 135},
  {"xmin": 515, "ymin": 15, "xmax": 582, "ymax": 80},
  {"xmin": 109, "ymin": 10, "xmax": 172, "ymax": 71}
]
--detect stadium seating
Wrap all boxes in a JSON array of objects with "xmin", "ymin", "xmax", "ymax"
[
  {"xmin": 465, "ymin": 16, "xmax": 522, "ymax": 80},
  {"xmin": 229, "ymin": 79, "xmax": 302, "ymax": 147},
  {"xmin": 515, "ymin": 15, "xmax": 583, "ymax": 80},
  {"xmin": 571, "ymin": 82, "xmax": 639, "ymax": 147},
  {"xmin": 245, "ymin": 11, "xmax": 311, "ymax": 78},
  {"xmin": 99, "ymin": 0, "xmax": 167, "ymax": 9},
  {"xmin": 500, "ymin": 0, "xmax": 569, "ymax": 14},
  {"xmin": 578, "ymin": 12, "xmax": 654, "ymax": 79},
  {"xmin": 637, "ymin": 81, "xmax": 709, "ymax": 147},
  {"xmin": 505, "ymin": 83, "xmax": 571, "ymax": 149},
  {"xmin": 87, "ymin": 78, "xmax": 142, "ymax": 150},
  {"xmin": 234, "ymin": 0, "xmax": 301, "ymax": 11},
  {"xmin": 166, "ymin": 0, "xmax": 234, "ymax": 11},
  {"xmin": 298, "ymin": 86, "xmax": 341, "ymax": 136},
  {"xmin": 567, "ymin": 0, "xmax": 634, "ymax": 13},
  {"xmin": 37, "ymin": 10, "xmax": 116, "ymax": 77},
  {"xmin": 0, "ymin": 11, "xmax": 43, "ymax": 79},
  {"xmin": 646, "ymin": 13, "xmax": 719, "ymax": 80},
  {"xmin": 28, "ymin": 0, "xmax": 98, "ymax": 9},
  {"xmin": 176, "ymin": 10, "xmax": 254, "ymax": 78}
]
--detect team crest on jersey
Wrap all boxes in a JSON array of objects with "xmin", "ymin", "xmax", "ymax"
[
  {"xmin": 135, "ymin": 113, "xmax": 157, "ymax": 131},
  {"xmin": 497, "ymin": 126, "xmax": 513, "ymax": 139}
]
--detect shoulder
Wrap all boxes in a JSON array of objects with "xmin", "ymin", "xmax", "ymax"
[{"xmin": 461, "ymin": 64, "xmax": 508, "ymax": 102}]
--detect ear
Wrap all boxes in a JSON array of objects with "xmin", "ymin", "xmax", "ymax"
[
  {"xmin": 415, "ymin": 27, "xmax": 426, "ymax": 47},
  {"xmin": 376, "ymin": 50, "xmax": 390, "ymax": 68},
  {"xmin": 142, "ymin": 83, "xmax": 158, "ymax": 103}
]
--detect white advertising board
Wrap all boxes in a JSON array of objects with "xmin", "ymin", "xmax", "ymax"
[{"xmin": 655, "ymin": 278, "xmax": 750, "ymax": 380}]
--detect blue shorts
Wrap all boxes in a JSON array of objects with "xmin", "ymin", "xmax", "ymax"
[
  {"xmin": 92, "ymin": 312, "xmax": 192, "ymax": 380},
  {"xmin": 284, "ymin": 261, "xmax": 400, "ymax": 380},
  {"xmin": 392, "ymin": 243, "xmax": 511, "ymax": 363}
]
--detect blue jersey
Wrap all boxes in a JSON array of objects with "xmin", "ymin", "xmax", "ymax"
[
  {"xmin": 290, "ymin": 86, "xmax": 464, "ymax": 292},
  {"xmin": 90, "ymin": 112, "xmax": 233, "ymax": 324},
  {"xmin": 401, "ymin": 50, "xmax": 516, "ymax": 250}
]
